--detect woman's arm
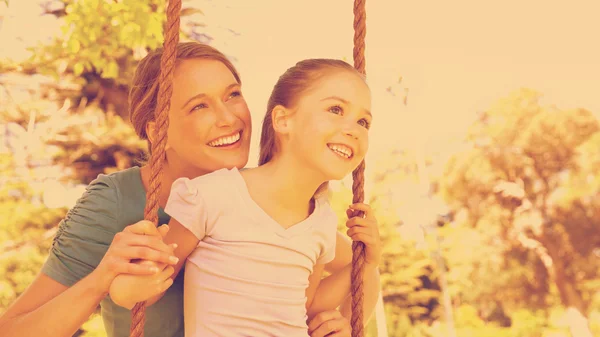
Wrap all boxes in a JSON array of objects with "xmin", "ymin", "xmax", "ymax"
[
  {"xmin": 110, "ymin": 218, "xmax": 200, "ymax": 309},
  {"xmin": 110, "ymin": 175, "xmax": 213, "ymax": 308},
  {"xmin": 0, "ymin": 221, "xmax": 176, "ymax": 337},
  {"xmin": 0, "ymin": 272, "xmax": 106, "ymax": 337}
]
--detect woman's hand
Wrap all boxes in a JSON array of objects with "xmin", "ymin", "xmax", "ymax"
[{"xmin": 90, "ymin": 220, "xmax": 178, "ymax": 294}]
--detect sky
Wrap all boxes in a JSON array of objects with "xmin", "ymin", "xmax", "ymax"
[
  {"xmin": 1, "ymin": 0, "xmax": 599, "ymax": 215},
  {"xmin": 193, "ymin": 0, "xmax": 600, "ymax": 160}
]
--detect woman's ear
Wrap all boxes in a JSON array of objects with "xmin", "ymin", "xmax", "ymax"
[
  {"xmin": 146, "ymin": 120, "xmax": 171, "ymax": 152},
  {"xmin": 146, "ymin": 121, "xmax": 156, "ymax": 144},
  {"xmin": 271, "ymin": 105, "xmax": 292, "ymax": 135}
]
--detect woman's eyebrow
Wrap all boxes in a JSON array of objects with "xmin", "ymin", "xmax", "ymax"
[
  {"xmin": 181, "ymin": 92, "xmax": 206, "ymax": 109},
  {"xmin": 181, "ymin": 83, "xmax": 239, "ymax": 109}
]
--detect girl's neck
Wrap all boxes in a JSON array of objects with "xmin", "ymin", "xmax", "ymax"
[{"xmin": 247, "ymin": 153, "xmax": 327, "ymax": 214}]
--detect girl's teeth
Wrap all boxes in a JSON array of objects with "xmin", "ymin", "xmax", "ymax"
[{"xmin": 328, "ymin": 144, "xmax": 352, "ymax": 158}]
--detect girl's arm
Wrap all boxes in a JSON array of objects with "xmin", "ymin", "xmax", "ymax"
[
  {"xmin": 109, "ymin": 218, "xmax": 200, "ymax": 309},
  {"xmin": 110, "ymin": 176, "xmax": 211, "ymax": 309},
  {"xmin": 319, "ymin": 231, "xmax": 381, "ymax": 324},
  {"xmin": 307, "ymin": 262, "xmax": 380, "ymax": 322},
  {"xmin": 305, "ymin": 264, "xmax": 326, "ymax": 314}
]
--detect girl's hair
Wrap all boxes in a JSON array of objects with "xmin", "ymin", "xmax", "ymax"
[
  {"xmin": 258, "ymin": 59, "xmax": 365, "ymax": 197},
  {"xmin": 129, "ymin": 42, "xmax": 241, "ymax": 153}
]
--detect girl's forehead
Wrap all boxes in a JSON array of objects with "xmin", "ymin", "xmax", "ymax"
[{"xmin": 305, "ymin": 71, "xmax": 371, "ymax": 106}]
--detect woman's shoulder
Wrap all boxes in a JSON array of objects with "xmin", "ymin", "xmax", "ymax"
[
  {"xmin": 86, "ymin": 166, "xmax": 144, "ymax": 198},
  {"xmin": 95, "ymin": 166, "xmax": 142, "ymax": 189},
  {"xmin": 76, "ymin": 166, "xmax": 145, "ymax": 221}
]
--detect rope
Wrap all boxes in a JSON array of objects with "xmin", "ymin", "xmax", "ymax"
[
  {"xmin": 127, "ymin": 1, "xmax": 367, "ymax": 336},
  {"xmin": 129, "ymin": 0, "xmax": 182, "ymax": 336},
  {"xmin": 351, "ymin": 0, "xmax": 367, "ymax": 336}
]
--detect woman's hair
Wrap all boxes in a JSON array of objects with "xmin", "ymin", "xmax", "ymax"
[
  {"xmin": 258, "ymin": 59, "xmax": 365, "ymax": 197},
  {"xmin": 129, "ymin": 42, "xmax": 241, "ymax": 153}
]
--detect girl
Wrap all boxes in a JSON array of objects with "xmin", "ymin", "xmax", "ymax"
[
  {"xmin": 110, "ymin": 58, "xmax": 382, "ymax": 337},
  {"xmin": 0, "ymin": 43, "xmax": 378, "ymax": 337}
]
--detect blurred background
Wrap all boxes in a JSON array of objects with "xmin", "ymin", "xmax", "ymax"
[{"xmin": 1, "ymin": 0, "xmax": 599, "ymax": 336}]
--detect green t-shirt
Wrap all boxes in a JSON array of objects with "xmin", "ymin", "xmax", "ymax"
[{"xmin": 41, "ymin": 166, "xmax": 184, "ymax": 337}]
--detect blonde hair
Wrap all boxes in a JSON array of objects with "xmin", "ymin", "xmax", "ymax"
[{"xmin": 129, "ymin": 42, "xmax": 241, "ymax": 153}]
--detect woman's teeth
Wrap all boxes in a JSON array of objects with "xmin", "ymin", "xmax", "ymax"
[{"xmin": 208, "ymin": 132, "xmax": 241, "ymax": 147}]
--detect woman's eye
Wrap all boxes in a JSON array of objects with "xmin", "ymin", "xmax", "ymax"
[
  {"xmin": 229, "ymin": 91, "xmax": 242, "ymax": 99},
  {"xmin": 191, "ymin": 103, "xmax": 208, "ymax": 111}
]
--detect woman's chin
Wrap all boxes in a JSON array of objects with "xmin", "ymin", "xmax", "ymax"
[{"xmin": 209, "ymin": 157, "xmax": 249, "ymax": 172}]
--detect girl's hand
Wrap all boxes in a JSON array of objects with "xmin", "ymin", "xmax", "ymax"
[
  {"xmin": 308, "ymin": 310, "xmax": 351, "ymax": 337},
  {"xmin": 345, "ymin": 203, "xmax": 382, "ymax": 269},
  {"xmin": 109, "ymin": 261, "xmax": 176, "ymax": 309}
]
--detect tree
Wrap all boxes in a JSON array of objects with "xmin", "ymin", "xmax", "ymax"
[
  {"xmin": 0, "ymin": 70, "xmax": 144, "ymax": 336},
  {"xmin": 328, "ymin": 148, "xmax": 444, "ymax": 336},
  {"xmin": 13, "ymin": 0, "xmax": 206, "ymax": 119},
  {"xmin": 439, "ymin": 88, "xmax": 600, "ymax": 337}
]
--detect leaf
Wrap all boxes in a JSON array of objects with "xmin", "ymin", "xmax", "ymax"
[
  {"xmin": 67, "ymin": 39, "xmax": 81, "ymax": 54},
  {"xmin": 180, "ymin": 7, "xmax": 204, "ymax": 16},
  {"xmin": 73, "ymin": 62, "xmax": 84, "ymax": 76},
  {"xmin": 103, "ymin": 61, "xmax": 119, "ymax": 79}
]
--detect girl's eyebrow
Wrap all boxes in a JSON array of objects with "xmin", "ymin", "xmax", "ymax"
[
  {"xmin": 321, "ymin": 96, "xmax": 371, "ymax": 117},
  {"xmin": 181, "ymin": 83, "xmax": 240, "ymax": 109}
]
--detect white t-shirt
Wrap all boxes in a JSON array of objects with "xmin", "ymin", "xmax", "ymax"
[{"xmin": 164, "ymin": 167, "xmax": 338, "ymax": 337}]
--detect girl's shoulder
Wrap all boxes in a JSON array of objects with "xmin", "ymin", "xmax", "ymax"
[
  {"xmin": 169, "ymin": 167, "xmax": 243, "ymax": 204},
  {"xmin": 176, "ymin": 167, "xmax": 240, "ymax": 189}
]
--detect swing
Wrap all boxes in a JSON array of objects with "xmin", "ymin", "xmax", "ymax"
[{"xmin": 129, "ymin": 0, "xmax": 369, "ymax": 336}]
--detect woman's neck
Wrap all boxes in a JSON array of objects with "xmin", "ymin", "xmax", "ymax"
[{"xmin": 140, "ymin": 156, "xmax": 210, "ymax": 209}]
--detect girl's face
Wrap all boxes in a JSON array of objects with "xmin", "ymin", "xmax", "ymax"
[
  {"xmin": 158, "ymin": 58, "xmax": 252, "ymax": 176},
  {"xmin": 283, "ymin": 70, "xmax": 372, "ymax": 181}
]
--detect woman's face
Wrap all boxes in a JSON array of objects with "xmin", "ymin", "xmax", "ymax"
[{"xmin": 160, "ymin": 58, "xmax": 252, "ymax": 176}]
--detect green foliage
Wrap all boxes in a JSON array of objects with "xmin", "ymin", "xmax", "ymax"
[
  {"xmin": 439, "ymin": 88, "xmax": 600, "ymax": 335},
  {"xmin": 0, "ymin": 152, "xmax": 67, "ymax": 310},
  {"xmin": 0, "ymin": 73, "xmax": 143, "ymax": 337},
  {"xmin": 80, "ymin": 314, "xmax": 107, "ymax": 337},
  {"xmin": 329, "ymin": 164, "xmax": 442, "ymax": 337},
  {"xmin": 21, "ymin": 0, "xmax": 206, "ymax": 88},
  {"xmin": 2, "ymin": 2, "xmax": 600, "ymax": 336},
  {"xmin": 25, "ymin": 0, "xmax": 165, "ymax": 84}
]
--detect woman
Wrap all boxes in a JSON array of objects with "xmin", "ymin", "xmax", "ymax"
[{"xmin": 0, "ymin": 42, "xmax": 380, "ymax": 337}]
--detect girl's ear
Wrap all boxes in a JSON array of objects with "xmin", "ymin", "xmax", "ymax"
[{"xmin": 271, "ymin": 105, "xmax": 293, "ymax": 135}]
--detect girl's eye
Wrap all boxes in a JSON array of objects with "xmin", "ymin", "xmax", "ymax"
[
  {"xmin": 329, "ymin": 105, "xmax": 343, "ymax": 115},
  {"xmin": 358, "ymin": 118, "xmax": 371, "ymax": 129},
  {"xmin": 229, "ymin": 91, "xmax": 242, "ymax": 99}
]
